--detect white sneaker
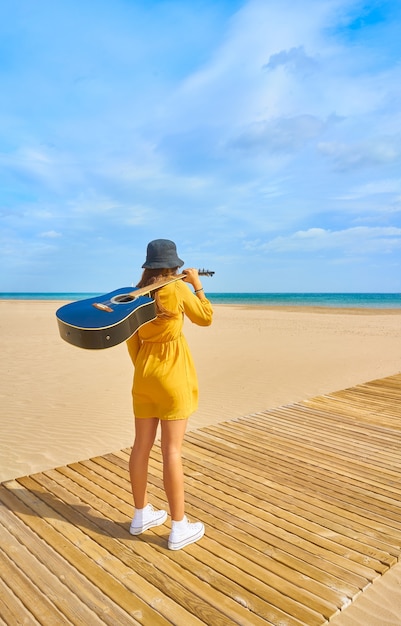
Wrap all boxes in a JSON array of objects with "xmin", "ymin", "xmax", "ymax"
[
  {"xmin": 168, "ymin": 516, "xmax": 205, "ymax": 550},
  {"xmin": 129, "ymin": 504, "xmax": 167, "ymax": 535}
]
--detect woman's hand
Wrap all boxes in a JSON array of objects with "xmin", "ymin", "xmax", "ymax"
[{"xmin": 182, "ymin": 268, "xmax": 203, "ymax": 292}]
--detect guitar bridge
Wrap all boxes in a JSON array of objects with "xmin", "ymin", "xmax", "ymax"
[{"xmin": 92, "ymin": 302, "xmax": 113, "ymax": 312}]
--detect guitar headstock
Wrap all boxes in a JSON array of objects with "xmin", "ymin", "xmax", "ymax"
[{"xmin": 198, "ymin": 269, "xmax": 215, "ymax": 277}]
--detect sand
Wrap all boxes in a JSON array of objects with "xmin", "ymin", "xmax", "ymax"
[{"xmin": 1, "ymin": 299, "xmax": 401, "ymax": 624}]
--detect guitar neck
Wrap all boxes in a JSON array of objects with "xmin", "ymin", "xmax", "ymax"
[{"xmin": 132, "ymin": 270, "xmax": 213, "ymax": 299}]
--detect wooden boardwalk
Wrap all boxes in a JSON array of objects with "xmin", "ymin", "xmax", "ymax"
[{"xmin": 1, "ymin": 373, "xmax": 401, "ymax": 625}]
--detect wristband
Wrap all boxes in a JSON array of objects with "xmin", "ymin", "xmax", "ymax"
[{"xmin": 194, "ymin": 287, "xmax": 204, "ymax": 293}]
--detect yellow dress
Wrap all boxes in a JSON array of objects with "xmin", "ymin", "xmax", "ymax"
[{"xmin": 126, "ymin": 280, "xmax": 213, "ymax": 420}]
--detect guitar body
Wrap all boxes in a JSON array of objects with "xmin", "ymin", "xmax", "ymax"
[{"xmin": 56, "ymin": 288, "xmax": 156, "ymax": 350}]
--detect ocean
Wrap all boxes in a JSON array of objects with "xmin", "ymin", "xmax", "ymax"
[{"xmin": 1, "ymin": 292, "xmax": 401, "ymax": 308}]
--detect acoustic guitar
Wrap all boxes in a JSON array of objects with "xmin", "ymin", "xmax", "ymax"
[{"xmin": 56, "ymin": 270, "xmax": 214, "ymax": 350}]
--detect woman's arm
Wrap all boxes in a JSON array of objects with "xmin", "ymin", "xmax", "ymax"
[{"xmin": 177, "ymin": 276, "xmax": 213, "ymax": 326}]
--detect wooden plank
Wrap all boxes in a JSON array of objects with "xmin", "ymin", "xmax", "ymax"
[
  {"xmin": 209, "ymin": 429, "xmax": 401, "ymax": 516},
  {"xmin": 0, "ymin": 561, "xmax": 42, "ymax": 626},
  {"xmin": 203, "ymin": 416, "xmax": 401, "ymax": 490},
  {"xmin": 15, "ymin": 470, "xmax": 280, "ymax": 626},
  {"xmin": 56, "ymin": 456, "xmax": 324, "ymax": 620},
  {"xmin": 0, "ymin": 516, "xmax": 107, "ymax": 625},
  {"xmin": 139, "ymin": 445, "xmax": 368, "ymax": 588},
  {"xmin": 206, "ymin": 415, "xmax": 401, "ymax": 482},
  {"xmin": 250, "ymin": 407, "xmax": 401, "ymax": 459},
  {"xmin": 186, "ymin": 425, "xmax": 401, "ymax": 500},
  {"xmin": 13, "ymin": 475, "xmax": 217, "ymax": 626},
  {"xmin": 0, "ymin": 545, "xmax": 67, "ymax": 625},
  {"xmin": 101, "ymin": 451, "xmax": 362, "ymax": 594},
  {"xmin": 79, "ymin": 455, "xmax": 359, "ymax": 605},
  {"xmin": 180, "ymin": 450, "xmax": 401, "ymax": 558},
  {"xmin": 184, "ymin": 434, "xmax": 394, "ymax": 573},
  {"xmin": 196, "ymin": 423, "xmax": 401, "ymax": 484},
  {"xmin": 200, "ymin": 420, "xmax": 401, "ymax": 528},
  {"xmin": 40, "ymin": 464, "xmax": 309, "ymax": 626},
  {"xmin": 0, "ymin": 499, "xmax": 136, "ymax": 626},
  {"xmin": 0, "ymin": 484, "xmax": 170, "ymax": 626}
]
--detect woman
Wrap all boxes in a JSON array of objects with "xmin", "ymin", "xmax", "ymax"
[{"xmin": 126, "ymin": 239, "xmax": 213, "ymax": 550}]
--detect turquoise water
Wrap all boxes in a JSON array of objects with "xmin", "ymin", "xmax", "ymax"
[
  {"xmin": 1, "ymin": 292, "xmax": 401, "ymax": 308},
  {"xmin": 207, "ymin": 293, "xmax": 401, "ymax": 308}
]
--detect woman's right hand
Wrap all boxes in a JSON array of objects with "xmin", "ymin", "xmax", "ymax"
[{"xmin": 182, "ymin": 268, "xmax": 203, "ymax": 292}]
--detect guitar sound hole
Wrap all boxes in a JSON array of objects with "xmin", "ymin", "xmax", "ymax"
[{"xmin": 111, "ymin": 295, "xmax": 135, "ymax": 304}]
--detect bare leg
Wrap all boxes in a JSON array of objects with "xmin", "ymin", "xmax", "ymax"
[
  {"xmin": 129, "ymin": 417, "xmax": 159, "ymax": 509},
  {"xmin": 160, "ymin": 419, "xmax": 188, "ymax": 521}
]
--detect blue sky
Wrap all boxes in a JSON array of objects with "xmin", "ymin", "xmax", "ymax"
[{"xmin": 1, "ymin": 0, "xmax": 400, "ymax": 293}]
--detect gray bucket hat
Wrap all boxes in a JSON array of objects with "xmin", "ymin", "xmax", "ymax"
[{"xmin": 142, "ymin": 239, "xmax": 184, "ymax": 269}]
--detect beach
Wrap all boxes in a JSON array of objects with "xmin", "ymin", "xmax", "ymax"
[
  {"xmin": 2, "ymin": 299, "xmax": 401, "ymax": 483},
  {"xmin": 1, "ymin": 299, "xmax": 401, "ymax": 624}
]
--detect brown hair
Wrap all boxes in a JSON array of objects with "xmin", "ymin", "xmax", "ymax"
[{"xmin": 137, "ymin": 267, "xmax": 178, "ymax": 318}]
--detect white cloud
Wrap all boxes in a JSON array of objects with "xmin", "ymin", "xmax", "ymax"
[
  {"xmin": 248, "ymin": 227, "xmax": 401, "ymax": 255},
  {"xmin": 319, "ymin": 138, "xmax": 401, "ymax": 170},
  {"xmin": 229, "ymin": 115, "xmax": 330, "ymax": 154},
  {"xmin": 263, "ymin": 45, "xmax": 318, "ymax": 74},
  {"xmin": 0, "ymin": 147, "xmax": 52, "ymax": 180},
  {"xmin": 40, "ymin": 230, "xmax": 61, "ymax": 238},
  {"xmin": 337, "ymin": 179, "xmax": 401, "ymax": 200}
]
